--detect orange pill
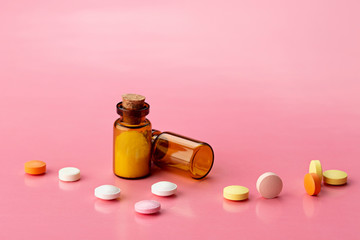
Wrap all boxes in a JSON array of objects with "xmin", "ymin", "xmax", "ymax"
[
  {"xmin": 304, "ymin": 173, "xmax": 321, "ymax": 196},
  {"xmin": 24, "ymin": 160, "xmax": 46, "ymax": 175}
]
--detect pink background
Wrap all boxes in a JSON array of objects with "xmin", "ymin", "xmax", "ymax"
[{"xmin": 1, "ymin": 1, "xmax": 359, "ymax": 239}]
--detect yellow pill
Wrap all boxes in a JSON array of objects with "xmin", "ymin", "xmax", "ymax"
[
  {"xmin": 223, "ymin": 185, "xmax": 249, "ymax": 201},
  {"xmin": 309, "ymin": 160, "xmax": 322, "ymax": 181},
  {"xmin": 323, "ymin": 170, "xmax": 347, "ymax": 185}
]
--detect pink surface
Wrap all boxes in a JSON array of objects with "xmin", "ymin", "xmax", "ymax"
[{"xmin": 0, "ymin": 0, "xmax": 359, "ymax": 239}]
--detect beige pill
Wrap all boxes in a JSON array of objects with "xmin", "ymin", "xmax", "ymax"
[{"xmin": 256, "ymin": 172, "xmax": 283, "ymax": 199}]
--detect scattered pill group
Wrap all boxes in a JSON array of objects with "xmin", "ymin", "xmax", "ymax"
[
  {"xmin": 24, "ymin": 159, "xmax": 349, "ymax": 215},
  {"xmin": 304, "ymin": 160, "xmax": 348, "ymax": 196},
  {"xmin": 223, "ymin": 172, "xmax": 283, "ymax": 201},
  {"xmin": 23, "ymin": 161, "xmax": 175, "ymax": 215},
  {"xmin": 133, "ymin": 181, "xmax": 176, "ymax": 214}
]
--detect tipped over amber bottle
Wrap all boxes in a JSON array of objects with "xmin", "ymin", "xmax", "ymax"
[
  {"xmin": 113, "ymin": 94, "xmax": 152, "ymax": 179},
  {"xmin": 152, "ymin": 130, "xmax": 214, "ymax": 179}
]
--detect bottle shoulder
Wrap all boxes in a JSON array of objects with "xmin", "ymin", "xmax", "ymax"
[{"xmin": 114, "ymin": 118, "xmax": 151, "ymax": 129}]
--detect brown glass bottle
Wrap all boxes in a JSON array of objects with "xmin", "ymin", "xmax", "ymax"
[
  {"xmin": 113, "ymin": 94, "xmax": 152, "ymax": 179},
  {"xmin": 152, "ymin": 130, "xmax": 214, "ymax": 179}
]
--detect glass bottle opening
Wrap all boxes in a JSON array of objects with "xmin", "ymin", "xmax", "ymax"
[{"xmin": 190, "ymin": 143, "xmax": 214, "ymax": 179}]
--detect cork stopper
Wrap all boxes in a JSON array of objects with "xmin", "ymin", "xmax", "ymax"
[{"xmin": 122, "ymin": 94, "xmax": 146, "ymax": 110}]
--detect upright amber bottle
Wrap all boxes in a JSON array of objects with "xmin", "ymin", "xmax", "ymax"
[{"xmin": 113, "ymin": 94, "xmax": 152, "ymax": 179}]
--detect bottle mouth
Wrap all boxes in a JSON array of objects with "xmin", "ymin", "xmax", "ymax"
[
  {"xmin": 190, "ymin": 143, "xmax": 214, "ymax": 179},
  {"xmin": 116, "ymin": 102, "xmax": 150, "ymax": 118}
]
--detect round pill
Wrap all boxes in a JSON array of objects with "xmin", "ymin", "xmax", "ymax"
[
  {"xmin": 309, "ymin": 160, "xmax": 323, "ymax": 181},
  {"xmin": 323, "ymin": 170, "xmax": 347, "ymax": 185},
  {"xmin": 24, "ymin": 160, "xmax": 46, "ymax": 175},
  {"xmin": 95, "ymin": 185, "xmax": 121, "ymax": 200},
  {"xmin": 256, "ymin": 172, "xmax": 283, "ymax": 199},
  {"xmin": 58, "ymin": 167, "xmax": 81, "ymax": 182},
  {"xmin": 135, "ymin": 200, "xmax": 161, "ymax": 214},
  {"xmin": 151, "ymin": 181, "xmax": 177, "ymax": 197},
  {"xmin": 223, "ymin": 185, "xmax": 249, "ymax": 201},
  {"xmin": 304, "ymin": 173, "xmax": 321, "ymax": 196}
]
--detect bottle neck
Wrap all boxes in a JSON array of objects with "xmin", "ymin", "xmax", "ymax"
[
  {"xmin": 117, "ymin": 102, "xmax": 150, "ymax": 126},
  {"xmin": 120, "ymin": 116, "xmax": 146, "ymax": 125}
]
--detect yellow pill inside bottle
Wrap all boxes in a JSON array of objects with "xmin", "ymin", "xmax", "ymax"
[{"xmin": 114, "ymin": 131, "xmax": 151, "ymax": 179}]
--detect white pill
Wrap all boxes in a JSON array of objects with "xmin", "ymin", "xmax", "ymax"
[
  {"xmin": 151, "ymin": 181, "xmax": 177, "ymax": 197},
  {"xmin": 95, "ymin": 185, "xmax": 121, "ymax": 200},
  {"xmin": 58, "ymin": 167, "xmax": 81, "ymax": 182}
]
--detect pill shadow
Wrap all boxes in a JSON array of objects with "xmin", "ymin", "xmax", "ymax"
[
  {"xmin": 154, "ymin": 192, "xmax": 181, "ymax": 199},
  {"xmin": 320, "ymin": 182, "xmax": 348, "ymax": 198},
  {"xmin": 134, "ymin": 210, "xmax": 163, "ymax": 221},
  {"xmin": 196, "ymin": 175, "xmax": 215, "ymax": 184},
  {"xmin": 323, "ymin": 181, "xmax": 349, "ymax": 187},
  {"xmin": 150, "ymin": 165, "xmax": 162, "ymax": 175}
]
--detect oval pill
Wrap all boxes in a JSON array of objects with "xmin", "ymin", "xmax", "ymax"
[
  {"xmin": 223, "ymin": 185, "xmax": 249, "ymax": 201},
  {"xmin": 135, "ymin": 200, "xmax": 161, "ymax": 214},
  {"xmin": 24, "ymin": 160, "xmax": 46, "ymax": 175},
  {"xmin": 304, "ymin": 173, "xmax": 321, "ymax": 196},
  {"xmin": 95, "ymin": 185, "xmax": 121, "ymax": 200},
  {"xmin": 58, "ymin": 167, "xmax": 81, "ymax": 182},
  {"xmin": 309, "ymin": 160, "xmax": 323, "ymax": 181},
  {"xmin": 256, "ymin": 172, "xmax": 283, "ymax": 199},
  {"xmin": 151, "ymin": 181, "xmax": 177, "ymax": 197},
  {"xmin": 323, "ymin": 170, "xmax": 347, "ymax": 185}
]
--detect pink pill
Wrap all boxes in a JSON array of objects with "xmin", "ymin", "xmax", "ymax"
[
  {"xmin": 134, "ymin": 200, "xmax": 161, "ymax": 214},
  {"xmin": 256, "ymin": 172, "xmax": 283, "ymax": 199}
]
